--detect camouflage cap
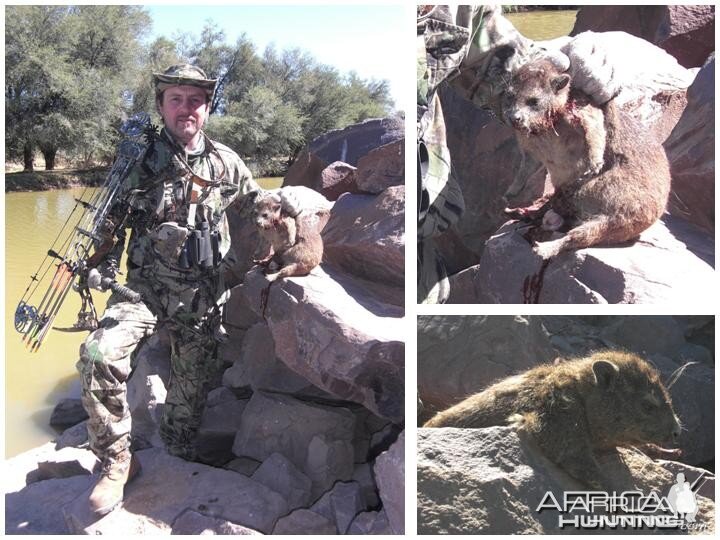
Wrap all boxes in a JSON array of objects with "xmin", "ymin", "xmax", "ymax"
[{"xmin": 153, "ymin": 64, "xmax": 217, "ymax": 101}]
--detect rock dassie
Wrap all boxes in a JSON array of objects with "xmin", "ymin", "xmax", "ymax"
[
  {"xmin": 501, "ymin": 59, "xmax": 672, "ymax": 259},
  {"xmin": 423, "ymin": 351, "xmax": 682, "ymax": 489},
  {"xmin": 252, "ymin": 192, "xmax": 323, "ymax": 281}
]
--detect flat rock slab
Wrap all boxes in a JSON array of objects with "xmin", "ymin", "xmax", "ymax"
[
  {"xmin": 455, "ymin": 217, "xmax": 714, "ymax": 304},
  {"xmin": 62, "ymin": 448, "xmax": 288, "ymax": 534}
]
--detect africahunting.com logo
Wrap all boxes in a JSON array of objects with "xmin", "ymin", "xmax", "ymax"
[{"xmin": 537, "ymin": 472, "xmax": 709, "ymax": 531}]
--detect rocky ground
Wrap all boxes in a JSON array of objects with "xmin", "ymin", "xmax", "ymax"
[
  {"xmin": 4, "ymin": 116, "xmax": 405, "ymax": 535},
  {"xmin": 418, "ymin": 315, "xmax": 715, "ymax": 534},
  {"xmin": 438, "ymin": 6, "xmax": 714, "ymax": 303}
]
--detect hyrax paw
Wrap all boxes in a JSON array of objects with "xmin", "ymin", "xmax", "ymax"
[{"xmin": 533, "ymin": 240, "xmax": 561, "ymax": 260}]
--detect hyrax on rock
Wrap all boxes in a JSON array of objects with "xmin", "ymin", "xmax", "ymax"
[
  {"xmin": 423, "ymin": 351, "xmax": 682, "ymax": 489},
  {"xmin": 501, "ymin": 59, "xmax": 672, "ymax": 259},
  {"xmin": 252, "ymin": 192, "xmax": 323, "ymax": 282}
]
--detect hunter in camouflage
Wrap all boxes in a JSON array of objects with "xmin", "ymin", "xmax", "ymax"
[{"xmin": 77, "ymin": 63, "xmax": 259, "ymax": 516}]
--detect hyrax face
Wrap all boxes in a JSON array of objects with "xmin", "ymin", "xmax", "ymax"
[
  {"xmin": 501, "ymin": 60, "xmax": 571, "ymax": 134},
  {"xmin": 252, "ymin": 193, "xmax": 282, "ymax": 231},
  {"xmin": 584, "ymin": 353, "xmax": 682, "ymax": 448}
]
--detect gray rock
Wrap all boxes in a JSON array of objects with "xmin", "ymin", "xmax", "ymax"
[
  {"xmin": 64, "ymin": 448, "xmax": 288, "ymax": 534},
  {"xmin": 323, "ymin": 186, "xmax": 404, "ymax": 287},
  {"xmin": 599, "ymin": 316, "xmax": 686, "ymax": 356},
  {"xmin": 171, "ymin": 509, "xmax": 261, "ymax": 535},
  {"xmin": 417, "ymin": 427, "xmax": 715, "ymax": 534},
  {"xmin": 251, "ymin": 452, "xmax": 312, "ymax": 509},
  {"xmin": 205, "ymin": 387, "xmax": 238, "ymax": 408},
  {"xmin": 240, "ymin": 266, "xmax": 404, "ymax": 422},
  {"xmin": 272, "ymin": 508, "xmax": 337, "ymax": 535},
  {"xmin": 26, "ymin": 447, "xmax": 99, "ymax": 484},
  {"xmin": 55, "ymin": 420, "xmax": 89, "ymax": 450},
  {"xmin": 49, "ymin": 398, "xmax": 88, "ymax": 430},
  {"xmin": 233, "ymin": 391, "xmax": 355, "ymax": 498},
  {"xmin": 196, "ymin": 398, "xmax": 248, "ymax": 466},
  {"xmin": 222, "ymin": 322, "xmax": 318, "ymax": 395},
  {"xmin": 127, "ymin": 330, "xmax": 171, "ymax": 449},
  {"xmin": 352, "ymin": 462, "xmax": 380, "ymax": 508},
  {"xmin": 348, "ymin": 509, "xmax": 393, "ymax": 534},
  {"xmin": 356, "ymin": 139, "xmax": 404, "ymax": 194},
  {"xmin": 374, "ymin": 431, "xmax": 404, "ymax": 534},
  {"xmin": 464, "ymin": 218, "xmax": 714, "ymax": 304},
  {"xmin": 224, "ymin": 457, "xmax": 261, "ymax": 477},
  {"xmin": 418, "ymin": 316, "xmax": 556, "ymax": 421},
  {"xmin": 310, "ymin": 481, "xmax": 366, "ymax": 534}
]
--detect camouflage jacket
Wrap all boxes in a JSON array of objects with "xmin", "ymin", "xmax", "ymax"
[
  {"xmin": 100, "ymin": 128, "xmax": 258, "ymax": 286},
  {"xmin": 417, "ymin": 5, "xmax": 532, "ymax": 303}
]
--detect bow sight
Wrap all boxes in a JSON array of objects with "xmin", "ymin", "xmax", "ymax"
[{"xmin": 15, "ymin": 113, "xmax": 153, "ymax": 351}]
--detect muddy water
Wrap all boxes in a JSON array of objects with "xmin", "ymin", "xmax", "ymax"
[
  {"xmin": 506, "ymin": 10, "xmax": 578, "ymax": 41},
  {"xmin": 5, "ymin": 177, "xmax": 280, "ymax": 457}
]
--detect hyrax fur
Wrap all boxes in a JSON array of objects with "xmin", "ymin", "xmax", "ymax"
[
  {"xmin": 501, "ymin": 59, "xmax": 672, "ymax": 259},
  {"xmin": 423, "ymin": 351, "xmax": 682, "ymax": 489},
  {"xmin": 252, "ymin": 193, "xmax": 323, "ymax": 282}
]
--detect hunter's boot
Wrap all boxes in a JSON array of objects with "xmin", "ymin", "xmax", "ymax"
[{"xmin": 88, "ymin": 450, "xmax": 140, "ymax": 517}]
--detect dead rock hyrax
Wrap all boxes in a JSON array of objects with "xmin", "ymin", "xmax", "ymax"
[
  {"xmin": 501, "ymin": 59, "xmax": 671, "ymax": 260},
  {"xmin": 252, "ymin": 192, "xmax": 323, "ymax": 282},
  {"xmin": 423, "ymin": 351, "xmax": 682, "ymax": 489}
]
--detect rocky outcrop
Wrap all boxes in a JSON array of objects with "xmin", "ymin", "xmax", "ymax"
[
  {"xmin": 454, "ymin": 217, "xmax": 714, "ymax": 304},
  {"xmin": 5, "ymin": 120, "xmax": 405, "ymax": 535},
  {"xmin": 571, "ymin": 5, "xmax": 715, "ymax": 68},
  {"xmin": 284, "ymin": 116, "xmax": 404, "ymax": 191},
  {"xmin": 665, "ymin": 58, "xmax": 715, "ymax": 232},
  {"xmin": 418, "ymin": 427, "xmax": 715, "ymax": 534},
  {"xmin": 417, "ymin": 316, "xmax": 557, "ymax": 423}
]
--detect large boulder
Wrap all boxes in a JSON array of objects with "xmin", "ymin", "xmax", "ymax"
[
  {"xmin": 238, "ymin": 266, "xmax": 404, "ymax": 422},
  {"xmin": 232, "ymin": 391, "xmax": 355, "ymax": 499},
  {"xmin": 456, "ymin": 217, "xmax": 714, "ymax": 304},
  {"xmin": 417, "ymin": 427, "xmax": 715, "ymax": 534},
  {"xmin": 438, "ymin": 31, "xmax": 695, "ymax": 276},
  {"xmin": 374, "ymin": 430, "xmax": 405, "ymax": 534},
  {"xmin": 6, "ymin": 447, "xmax": 288, "ymax": 534},
  {"xmin": 356, "ymin": 139, "xmax": 405, "ymax": 194},
  {"xmin": 322, "ymin": 186, "xmax": 405, "ymax": 288},
  {"xmin": 284, "ymin": 116, "xmax": 404, "ymax": 190},
  {"xmin": 665, "ymin": 58, "xmax": 715, "ymax": 232},
  {"xmin": 571, "ymin": 5, "xmax": 716, "ymax": 68},
  {"xmin": 417, "ymin": 316, "xmax": 557, "ymax": 421}
]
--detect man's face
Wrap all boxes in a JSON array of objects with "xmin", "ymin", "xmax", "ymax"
[{"xmin": 157, "ymin": 85, "xmax": 210, "ymax": 147}]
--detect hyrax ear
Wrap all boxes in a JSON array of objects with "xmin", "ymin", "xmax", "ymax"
[
  {"xmin": 592, "ymin": 360, "xmax": 619, "ymax": 388},
  {"xmin": 552, "ymin": 74, "xmax": 570, "ymax": 93}
]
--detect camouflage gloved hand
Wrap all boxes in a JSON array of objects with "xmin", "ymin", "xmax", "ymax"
[{"xmin": 278, "ymin": 188, "xmax": 301, "ymax": 218}]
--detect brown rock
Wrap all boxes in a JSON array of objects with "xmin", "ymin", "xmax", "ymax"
[
  {"xmin": 665, "ymin": 58, "xmax": 715, "ymax": 232},
  {"xmin": 571, "ymin": 5, "xmax": 715, "ymax": 68},
  {"xmin": 418, "ymin": 316, "xmax": 556, "ymax": 422},
  {"xmin": 322, "ymin": 186, "xmax": 405, "ymax": 287},
  {"xmin": 320, "ymin": 161, "xmax": 359, "ymax": 201},
  {"xmin": 284, "ymin": 116, "xmax": 404, "ymax": 190},
  {"xmin": 356, "ymin": 139, "xmax": 405, "ymax": 194}
]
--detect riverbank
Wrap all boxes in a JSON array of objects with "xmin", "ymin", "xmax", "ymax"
[
  {"xmin": 4, "ymin": 169, "xmax": 285, "ymax": 192},
  {"xmin": 5, "ymin": 168, "xmax": 109, "ymax": 192}
]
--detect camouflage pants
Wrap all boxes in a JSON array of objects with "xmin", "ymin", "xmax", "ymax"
[{"xmin": 77, "ymin": 292, "xmax": 222, "ymax": 461}]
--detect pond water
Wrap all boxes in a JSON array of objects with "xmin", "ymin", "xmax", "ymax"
[
  {"xmin": 506, "ymin": 9, "xmax": 578, "ymax": 41},
  {"xmin": 4, "ymin": 177, "xmax": 280, "ymax": 457}
]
